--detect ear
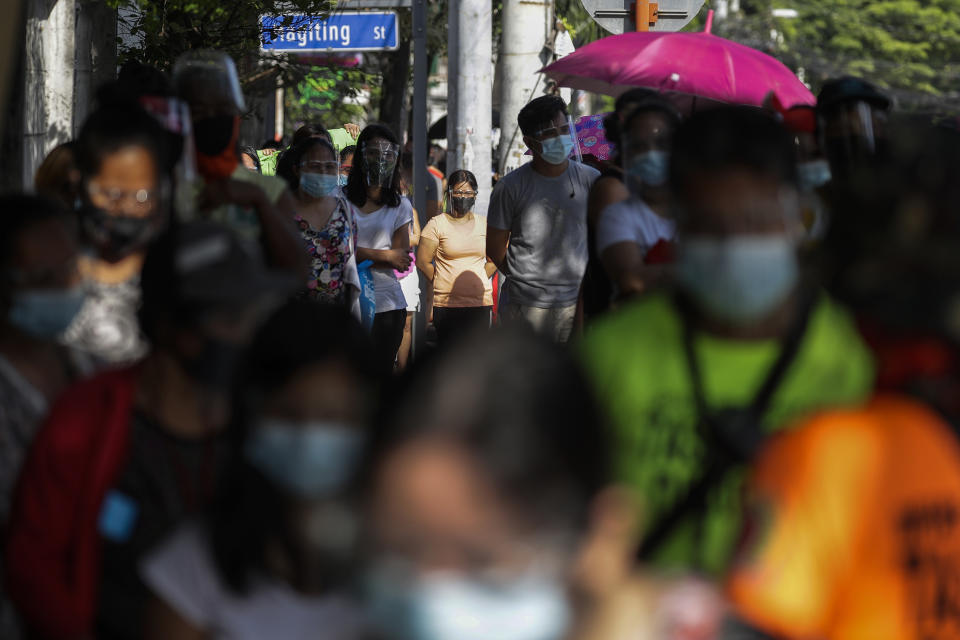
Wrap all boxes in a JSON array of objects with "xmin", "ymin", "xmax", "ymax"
[
  {"xmin": 523, "ymin": 135, "xmax": 538, "ymax": 153},
  {"xmin": 570, "ymin": 485, "xmax": 641, "ymax": 602}
]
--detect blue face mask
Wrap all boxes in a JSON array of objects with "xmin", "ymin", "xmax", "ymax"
[
  {"xmin": 678, "ymin": 235, "xmax": 798, "ymax": 325},
  {"xmin": 244, "ymin": 419, "xmax": 364, "ymax": 499},
  {"xmin": 300, "ymin": 173, "xmax": 340, "ymax": 199},
  {"xmin": 626, "ymin": 150, "xmax": 670, "ymax": 188},
  {"xmin": 366, "ymin": 563, "xmax": 571, "ymax": 640},
  {"xmin": 8, "ymin": 287, "xmax": 86, "ymax": 339},
  {"xmin": 538, "ymin": 135, "xmax": 574, "ymax": 166},
  {"xmin": 338, "ymin": 174, "xmax": 349, "ymax": 187},
  {"xmin": 797, "ymin": 159, "xmax": 832, "ymax": 193}
]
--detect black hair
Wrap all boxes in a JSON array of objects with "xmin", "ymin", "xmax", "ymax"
[
  {"xmin": 0, "ymin": 193, "xmax": 73, "ymax": 282},
  {"xmin": 621, "ymin": 96, "xmax": 681, "ymax": 134},
  {"xmin": 75, "ymin": 102, "xmax": 169, "ymax": 182},
  {"xmin": 340, "ymin": 145, "xmax": 357, "ymax": 163},
  {"xmin": 137, "ymin": 226, "xmax": 188, "ymax": 345},
  {"xmin": 518, "ymin": 95, "xmax": 569, "ymax": 138},
  {"xmin": 345, "ymin": 124, "xmax": 404, "ymax": 209},
  {"xmin": 603, "ymin": 88, "xmax": 662, "ymax": 146},
  {"xmin": 209, "ymin": 299, "xmax": 376, "ymax": 595},
  {"xmin": 362, "ymin": 327, "xmax": 610, "ymax": 534},
  {"xmin": 446, "ymin": 169, "xmax": 478, "ymax": 192},
  {"xmin": 293, "ymin": 123, "xmax": 332, "ymax": 147},
  {"xmin": 95, "ymin": 61, "xmax": 174, "ymax": 107},
  {"xmin": 240, "ymin": 146, "xmax": 261, "ymax": 173},
  {"xmin": 277, "ymin": 137, "xmax": 337, "ymax": 192},
  {"xmin": 670, "ymin": 106, "xmax": 797, "ymax": 195},
  {"xmin": 260, "ymin": 139, "xmax": 283, "ymax": 151}
]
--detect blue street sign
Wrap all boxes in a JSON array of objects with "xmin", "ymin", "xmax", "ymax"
[{"xmin": 261, "ymin": 12, "xmax": 399, "ymax": 52}]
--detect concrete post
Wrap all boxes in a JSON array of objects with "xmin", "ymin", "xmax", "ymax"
[
  {"xmin": 23, "ymin": 0, "xmax": 76, "ymax": 189},
  {"xmin": 497, "ymin": 0, "xmax": 551, "ymax": 175},
  {"xmin": 448, "ymin": 0, "xmax": 492, "ymax": 214},
  {"xmin": 74, "ymin": 0, "xmax": 117, "ymax": 134}
]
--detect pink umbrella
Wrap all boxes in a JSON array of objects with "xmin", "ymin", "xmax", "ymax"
[{"xmin": 541, "ymin": 17, "xmax": 813, "ymax": 108}]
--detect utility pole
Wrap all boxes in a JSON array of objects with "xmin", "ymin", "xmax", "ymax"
[
  {"xmin": 497, "ymin": 0, "xmax": 552, "ymax": 175},
  {"xmin": 23, "ymin": 0, "xmax": 76, "ymax": 188},
  {"xmin": 448, "ymin": 0, "xmax": 492, "ymax": 214}
]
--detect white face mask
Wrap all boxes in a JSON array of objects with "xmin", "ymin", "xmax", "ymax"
[
  {"xmin": 678, "ymin": 235, "xmax": 799, "ymax": 325},
  {"xmin": 244, "ymin": 419, "xmax": 364, "ymax": 499},
  {"xmin": 796, "ymin": 159, "xmax": 832, "ymax": 192},
  {"xmin": 365, "ymin": 563, "xmax": 571, "ymax": 640}
]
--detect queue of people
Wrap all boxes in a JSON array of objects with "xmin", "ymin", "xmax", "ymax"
[{"xmin": 2, "ymin": 44, "xmax": 960, "ymax": 640}]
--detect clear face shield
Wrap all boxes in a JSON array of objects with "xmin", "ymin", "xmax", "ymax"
[
  {"xmin": 172, "ymin": 50, "xmax": 246, "ymax": 116},
  {"xmin": 298, "ymin": 149, "xmax": 341, "ymax": 199},
  {"xmin": 138, "ymin": 95, "xmax": 200, "ymax": 218},
  {"xmin": 533, "ymin": 116, "xmax": 581, "ymax": 165},
  {"xmin": 820, "ymin": 100, "xmax": 888, "ymax": 178},
  {"xmin": 362, "ymin": 140, "xmax": 400, "ymax": 188}
]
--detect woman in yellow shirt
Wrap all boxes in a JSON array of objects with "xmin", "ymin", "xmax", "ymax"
[{"xmin": 416, "ymin": 170, "xmax": 497, "ymax": 347}]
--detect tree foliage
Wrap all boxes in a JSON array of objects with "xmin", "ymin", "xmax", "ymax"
[{"xmin": 714, "ymin": 0, "xmax": 960, "ymax": 111}]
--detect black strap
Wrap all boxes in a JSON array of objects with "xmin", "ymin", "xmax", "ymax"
[{"xmin": 636, "ymin": 290, "xmax": 816, "ymax": 562}]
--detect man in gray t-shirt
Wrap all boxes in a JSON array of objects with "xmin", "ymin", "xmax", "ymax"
[{"xmin": 487, "ymin": 95, "xmax": 599, "ymax": 342}]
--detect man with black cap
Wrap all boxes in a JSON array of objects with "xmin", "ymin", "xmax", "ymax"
[
  {"xmin": 816, "ymin": 76, "xmax": 892, "ymax": 182},
  {"xmin": 5, "ymin": 222, "xmax": 296, "ymax": 640}
]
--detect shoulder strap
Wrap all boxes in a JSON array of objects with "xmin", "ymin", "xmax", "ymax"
[{"xmin": 636, "ymin": 290, "xmax": 816, "ymax": 563}]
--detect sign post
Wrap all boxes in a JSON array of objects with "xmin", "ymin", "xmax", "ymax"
[
  {"xmin": 580, "ymin": 0, "xmax": 702, "ymax": 33},
  {"xmin": 260, "ymin": 13, "xmax": 400, "ymax": 52}
]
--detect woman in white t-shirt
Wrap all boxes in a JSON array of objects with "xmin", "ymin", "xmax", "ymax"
[
  {"xmin": 343, "ymin": 125, "xmax": 413, "ymax": 375},
  {"xmin": 597, "ymin": 99, "xmax": 681, "ymax": 301},
  {"xmin": 141, "ymin": 300, "xmax": 375, "ymax": 640}
]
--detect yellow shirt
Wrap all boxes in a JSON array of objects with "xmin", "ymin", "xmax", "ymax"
[{"xmin": 421, "ymin": 213, "xmax": 493, "ymax": 308}]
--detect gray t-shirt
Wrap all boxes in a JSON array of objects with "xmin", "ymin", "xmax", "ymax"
[{"xmin": 488, "ymin": 161, "xmax": 599, "ymax": 307}]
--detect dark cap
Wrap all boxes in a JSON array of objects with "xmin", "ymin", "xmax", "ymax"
[
  {"xmin": 817, "ymin": 77, "xmax": 891, "ymax": 113},
  {"xmin": 171, "ymin": 221, "xmax": 298, "ymax": 305}
]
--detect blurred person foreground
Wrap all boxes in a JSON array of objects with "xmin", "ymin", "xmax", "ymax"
[{"xmin": 3, "ymin": 47, "xmax": 960, "ymax": 640}]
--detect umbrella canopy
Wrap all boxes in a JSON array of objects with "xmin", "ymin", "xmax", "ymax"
[{"xmin": 540, "ymin": 30, "xmax": 814, "ymax": 108}]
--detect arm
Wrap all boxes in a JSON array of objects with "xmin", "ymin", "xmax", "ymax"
[
  {"xmin": 416, "ymin": 237, "xmax": 438, "ymax": 282},
  {"xmin": 601, "ymin": 242, "xmax": 666, "ymax": 299},
  {"xmin": 143, "ymin": 595, "xmax": 210, "ymax": 640},
  {"xmin": 356, "ymin": 225, "xmax": 411, "ymax": 270},
  {"xmin": 486, "ymin": 228, "xmax": 511, "ymax": 273},
  {"xmin": 588, "ymin": 176, "xmax": 630, "ymax": 229},
  {"xmin": 409, "ymin": 210, "xmax": 422, "ymax": 247},
  {"xmin": 200, "ymin": 180, "xmax": 307, "ymax": 277}
]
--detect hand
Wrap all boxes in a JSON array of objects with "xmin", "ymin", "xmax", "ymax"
[
  {"xmin": 343, "ymin": 123, "xmax": 361, "ymax": 139},
  {"xmin": 200, "ymin": 179, "xmax": 267, "ymax": 212},
  {"xmin": 386, "ymin": 249, "xmax": 412, "ymax": 271}
]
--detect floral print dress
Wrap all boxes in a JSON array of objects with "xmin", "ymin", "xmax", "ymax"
[{"xmin": 296, "ymin": 198, "xmax": 359, "ymax": 305}]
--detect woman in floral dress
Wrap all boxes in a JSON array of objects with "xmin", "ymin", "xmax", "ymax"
[{"xmin": 283, "ymin": 137, "xmax": 359, "ymax": 306}]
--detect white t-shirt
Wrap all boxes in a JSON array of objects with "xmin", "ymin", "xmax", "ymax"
[
  {"xmin": 351, "ymin": 198, "xmax": 414, "ymax": 313},
  {"xmin": 141, "ymin": 525, "xmax": 365, "ymax": 640},
  {"xmin": 595, "ymin": 197, "xmax": 676, "ymax": 258}
]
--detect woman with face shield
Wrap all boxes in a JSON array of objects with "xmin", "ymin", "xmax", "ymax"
[
  {"xmin": 141, "ymin": 300, "xmax": 376, "ymax": 640},
  {"xmin": 358, "ymin": 327, "xmax": 725, "ymax": 640},
  {"xmin": 596, "ymin": 98, "xmax": 681, "ymax": 302},
  {"xmin": 415, "ymin": 170, "xmax": 497, "ymax": 348},
  {"xmin": 64, "ymin": 102, "xmax": 171, "ymax": 365},
  {"xmin": 280, "ymin": 137, "xmax": 360, "ymax": 307},
  {"xmin": 343, "ymin": 125, "xmax": 413, "ymax": 376}
]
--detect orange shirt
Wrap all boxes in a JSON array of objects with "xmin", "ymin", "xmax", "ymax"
[
  {"xmin": 420, "ymin": 213, "xmax": 493, "ymax": 308},
  {"xmin": 727, "ymin": 395, "xmax": 960, "ymax": 640}
]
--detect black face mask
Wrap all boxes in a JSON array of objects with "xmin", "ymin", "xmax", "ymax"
[
  {"xmin": 179, "ymin": 336, "xmax": 245, "ymax": 391},
  {"xmin": 450, "ymin": 196, "xmax": 475, "ymax": 215},
  {"xmin": 193, "ymin": 115, "xmax": 236, "ymax": 156},
  {"xmin": 78, "ymin": 201, "xmax": 162, "ymax": 263}
]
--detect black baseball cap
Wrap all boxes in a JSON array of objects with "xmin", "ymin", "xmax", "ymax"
[{"xmin": 817, "ymin": 77, "xmax": 891, "ymax": 113}]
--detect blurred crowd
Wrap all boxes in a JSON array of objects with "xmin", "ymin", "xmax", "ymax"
[{"xmin": 2, "ymin": 48, "xmax": 960, "ymax": 640}]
